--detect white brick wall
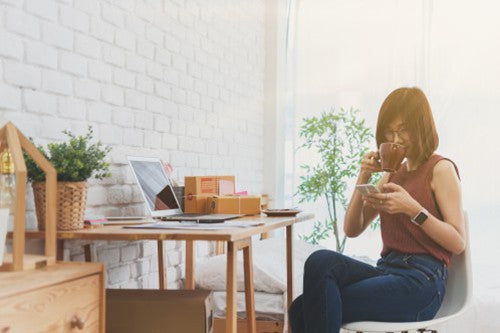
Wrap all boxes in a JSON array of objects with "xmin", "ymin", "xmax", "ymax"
[{"xmin": 0, "ymin": 0, "xmax": 265, "ymax": 288}]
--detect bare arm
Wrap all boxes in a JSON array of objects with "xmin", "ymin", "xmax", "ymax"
[
  {"xmin": 344, "ymin": 151, "xmax": 390, "ymax": 238},
  {"xmin": 419, "ymin": 160, "xmax": 466, "ymax": 254}
]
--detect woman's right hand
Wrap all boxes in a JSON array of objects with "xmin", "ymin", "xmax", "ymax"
[{"xmin": 359, "ymin": 151, "xmax": 382, "ymax": 179}]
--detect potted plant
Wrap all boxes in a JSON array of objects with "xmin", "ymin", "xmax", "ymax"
[
  {"xmin": 296, "ymin": 108, "xmax": 380, "ymax": 252},
  {"xmin": 25, "ymin": 127, "xmax": 111, "ymax": 231}
]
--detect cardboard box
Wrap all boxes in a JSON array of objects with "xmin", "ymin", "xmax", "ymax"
[
  {"xmin": 184, "ymin": 176, "xmax": 235, "ymax": 213},
  {"xmin": 208, "ymin": 195, "xmax": 261, "ymax": 215},
  {"xmin": 106, "ymin": 289, "xmax": 213, "ymax": 333}
]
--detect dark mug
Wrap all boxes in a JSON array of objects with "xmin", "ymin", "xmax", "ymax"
[{"xmin": 379, "ymin": 142, "xmax": 407, "ymax": 172}]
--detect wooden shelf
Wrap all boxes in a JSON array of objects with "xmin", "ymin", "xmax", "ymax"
[{"xmin": 0, "ymin": 254, "xmax": 55, "ymax": 272}]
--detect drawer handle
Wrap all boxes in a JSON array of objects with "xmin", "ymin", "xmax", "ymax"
[{"xmin": 70, "ymin": 315, "xmax": 85, "ymax": 330}]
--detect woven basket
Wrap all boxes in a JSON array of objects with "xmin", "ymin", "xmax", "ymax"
[{"xmin": 33, "ymin": 181, "xmax": 88, "ymax": 231}]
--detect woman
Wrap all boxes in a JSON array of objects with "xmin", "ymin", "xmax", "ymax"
[{"xmin": 288, "ymin": 87, "xmax": 465, "ymax": 333}]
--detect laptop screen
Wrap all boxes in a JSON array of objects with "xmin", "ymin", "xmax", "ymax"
[{"xmin": 128, "ymin": 159, "xmax": 180, "ymax": 213}]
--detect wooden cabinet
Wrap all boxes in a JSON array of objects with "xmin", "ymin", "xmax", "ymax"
[{"xmin": 0, "ymin": 262, "xmax": 104, "ymax": 333}]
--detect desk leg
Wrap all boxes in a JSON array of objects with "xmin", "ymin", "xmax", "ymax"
[
  {"xmin": 243, "ymin": 240, "xmax": 256, "ymax": 333},
  {"xmin": 286, "ymin": 225, "xmax": 293, "ymax": 308},
  {"xmin": 215, "ymin": 240, "xmax": 225, "ymax": 255},
  {"xmin": 226, "ymin": 241, "xmax": 237, "ymax": 333},
  {"xmin": 56, "ymin": 239, "xmax": 64, "ymax": 261},
  {"xmin": 84, "ymin": 244, "xmax": 91, "ymax": 262},
  {"xmin": 157, "ymin": 240, "xmax": 167, "ymax": 289},
  {"xmin": 185, "ymin": 240, "xmax": 195, "ymax": 290}
]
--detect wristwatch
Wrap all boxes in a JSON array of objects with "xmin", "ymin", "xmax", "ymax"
[{"xmin": 411, "ymin": 207, "xmax": 429, "ymax": 226}]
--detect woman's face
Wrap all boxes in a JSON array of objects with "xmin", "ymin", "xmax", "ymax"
[{"xmin": 383, "ymin": 116, "xmax": 412, "ymax": 155}]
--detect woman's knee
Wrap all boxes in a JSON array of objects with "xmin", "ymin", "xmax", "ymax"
[{"xmin": 304, "ymin": 249, "xmax": 342, "ymax": 273}]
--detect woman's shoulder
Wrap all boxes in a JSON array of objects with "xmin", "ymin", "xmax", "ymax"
[{"xmin": 431, "ymin": 155, "xmax": 460, "ymax": 181}]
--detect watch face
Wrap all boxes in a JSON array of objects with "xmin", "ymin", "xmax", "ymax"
[{"xmin": 414, "ymin": 211, "xmax": 428, "ymax": 225}]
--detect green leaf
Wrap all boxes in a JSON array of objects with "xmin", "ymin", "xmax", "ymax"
[{"xmin": 24, "ymin": 126, "xmax": 112, "ymax": 182}]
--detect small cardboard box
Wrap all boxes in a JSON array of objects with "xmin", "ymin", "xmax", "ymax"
[
  {"xmin": 208, "ymin": 195, "xmax": 261, "ymax": 215},
  {"xmin": 107, "ymin": 289, "xmax": 213, "ymax": 333},
  {"xmin": 184, "ymin": 176, "xmax": 235, "ymax": 213}
]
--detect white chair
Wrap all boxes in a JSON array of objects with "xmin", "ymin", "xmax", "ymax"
[{"xmin": 342, "ymin": 213, "xmax": 472, "ymax": 333}]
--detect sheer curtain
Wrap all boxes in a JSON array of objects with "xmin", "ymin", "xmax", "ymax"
[{"xmin": 287, "ymin": 0, "xmax": 500, "ymax": 264}]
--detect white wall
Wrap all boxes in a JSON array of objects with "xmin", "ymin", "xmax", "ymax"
[
  {"xmin": 0, "ymin": 0, "xmax": 265, "ymax": 288},
  {"xmin": 263, "ymin": 0, "xmax": 288, "ymax": 209}
]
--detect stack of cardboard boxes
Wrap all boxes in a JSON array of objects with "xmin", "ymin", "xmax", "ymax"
[{"xmin": 184, "ymin": 176, "xmax": 261, "ymax": 215}]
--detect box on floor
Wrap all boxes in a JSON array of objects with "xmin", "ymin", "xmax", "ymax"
[{"xmin": 106, "ymin": 289, "xmax": 213, "ymax": 333}]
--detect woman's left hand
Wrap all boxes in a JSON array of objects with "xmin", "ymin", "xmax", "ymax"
[{"xmin": 363, "ymin": 183, "xmax": 421, "ymax": 217}]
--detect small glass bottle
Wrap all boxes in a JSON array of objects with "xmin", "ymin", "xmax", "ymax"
[{"xmin": 0, "ymin": 149, "xmax": 15, "ymax": 212}]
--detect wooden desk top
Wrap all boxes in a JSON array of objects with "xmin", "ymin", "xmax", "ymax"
[{"xmin": 21, "ymin": 213, "xmax": 314, "ymax": 242}]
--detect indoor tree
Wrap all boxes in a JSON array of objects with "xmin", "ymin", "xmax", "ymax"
[{"xmin": 296, "ymin": 107, "xmax": 379, "ymax": 252}]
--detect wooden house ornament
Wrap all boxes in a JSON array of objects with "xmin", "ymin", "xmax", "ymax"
[{"xmin": 0, "ymin": 122, "xmax": 57, "ymax": 271}]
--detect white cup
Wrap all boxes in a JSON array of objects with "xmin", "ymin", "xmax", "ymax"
[{"xmin": 0, "ymin": 208, "xmax": 9, "ymax": 266}]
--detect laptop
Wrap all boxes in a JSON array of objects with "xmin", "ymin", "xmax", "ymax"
[{"xmin": 127, "ymin": 156, "xmax": 242, "ymax": 223}]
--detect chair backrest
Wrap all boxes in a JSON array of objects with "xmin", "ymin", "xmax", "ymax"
[{"xmin": 434, "ymin": 212, "xmax": 472, "ymax": 318}]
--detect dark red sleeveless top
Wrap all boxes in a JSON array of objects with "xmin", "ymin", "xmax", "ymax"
[{"xmin": 380, "ymin": 154, "xmax": 460, "ymax": 266}]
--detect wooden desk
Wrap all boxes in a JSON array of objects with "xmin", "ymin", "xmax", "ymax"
[{"xmin": 22, "ymin": 213, "xmax": 313, "ymax": 333}]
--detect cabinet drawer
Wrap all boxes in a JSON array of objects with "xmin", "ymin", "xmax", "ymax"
[{"xmin": 0, "ymin": 274, "xmax": 102, "ymax": 333}]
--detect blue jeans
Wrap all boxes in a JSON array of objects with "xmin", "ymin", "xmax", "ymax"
[{"xmin": 289, "ymin": 250, "xmax": 448, "ymax": 333}]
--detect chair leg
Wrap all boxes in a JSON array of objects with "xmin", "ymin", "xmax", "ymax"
[{"xmin": 417, "ymin": 330, "xmax": 438, "ymax": 333}]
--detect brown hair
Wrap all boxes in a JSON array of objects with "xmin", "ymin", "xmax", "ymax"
[{"xmin": 376, "ymin": 87, "xmax": 439, "ymax": 163}]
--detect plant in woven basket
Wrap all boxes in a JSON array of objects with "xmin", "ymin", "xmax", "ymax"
[{"xmin": 25, "ymin": 127, "xmax": 112, "ymax": 230}]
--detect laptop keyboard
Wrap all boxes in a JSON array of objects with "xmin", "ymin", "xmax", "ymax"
[
  {"xmin": 160, "ymin": 214, "xmax": 205, "ymax": 220},
  {"xmin": 170, "ymin": 213, "xmax": 205, "ymax": 217}
]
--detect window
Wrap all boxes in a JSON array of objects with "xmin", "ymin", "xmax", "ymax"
[{"xmin": 285, "ymin": 0, "xmax": 500, "ymax": 263}]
